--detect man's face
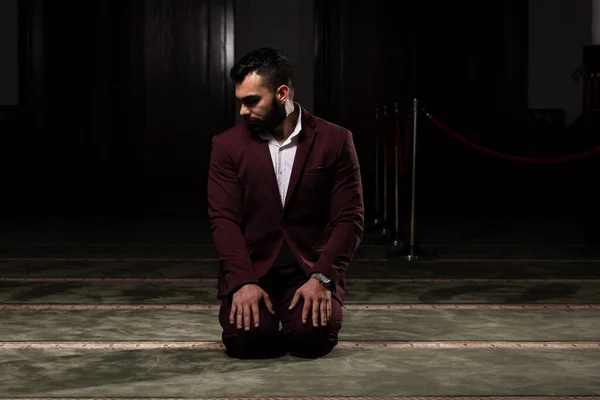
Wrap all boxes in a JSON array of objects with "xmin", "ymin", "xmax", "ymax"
[{"xmin": 235, "ymin": 73, "xmax": 287, "ymax": 134}]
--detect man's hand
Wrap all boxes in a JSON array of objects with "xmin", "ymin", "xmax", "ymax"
[
  {"xmin": 230, "ymin": 284, "xmax": 275, "ymax": 331},
  {"xmin": 289, "ymin": 278, "xmax": 332, "ymax": 327}
]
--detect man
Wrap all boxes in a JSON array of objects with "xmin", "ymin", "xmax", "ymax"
[{"xmin": 207, "ymin": 47, "xmax": 364, "ymax": 359}]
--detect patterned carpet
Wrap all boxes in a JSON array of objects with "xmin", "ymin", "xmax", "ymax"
[{"xmin": 0, "ymin": 215, "xmax": 599, "ymax": 399}]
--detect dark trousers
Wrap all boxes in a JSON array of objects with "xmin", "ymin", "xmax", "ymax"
[{"xmin": 219, "ymin": 263, "xmax": 343, "ymax": 359}]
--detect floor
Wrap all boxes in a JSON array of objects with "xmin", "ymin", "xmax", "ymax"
[{"xmin": 1, "ymin": 213, "xmax": 599, "ymax": 399}]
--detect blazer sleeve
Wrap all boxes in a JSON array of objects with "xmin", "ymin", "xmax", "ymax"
[
  {"xmin": 207, "ymin": 134, "xmax": 259, "ymax": 293},
  {"xmin": 311, "ymin": 130, "xmax": 365, "ymax": 284}
]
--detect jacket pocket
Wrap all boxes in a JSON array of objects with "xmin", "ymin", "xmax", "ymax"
[{"xmin": 304, "ymin": 165, "xmax": 334, "ymax": 176}]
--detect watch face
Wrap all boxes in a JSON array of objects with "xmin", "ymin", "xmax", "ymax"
[
  {"xmin": 320, "ymin": 276, "xmax": 332, "ymax": 288},
  {"xmin": 313, "ymin": 273, "xmax": 332, "ymax": 288}
]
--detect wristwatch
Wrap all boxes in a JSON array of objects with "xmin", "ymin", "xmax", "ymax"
[{"xmin": 311, "ymin": 272, "xmax": 334, "ymax": 290}]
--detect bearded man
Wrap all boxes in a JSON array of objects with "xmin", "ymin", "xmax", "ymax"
[{"xmin": 207, "ymin": 46, "xmax": 364, "ymax": 359}]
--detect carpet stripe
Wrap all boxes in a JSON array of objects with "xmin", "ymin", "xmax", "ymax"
[
  {"xmin": 5, "ymin": 398, "xmax": 600, "ymax": 400},
  {"xmin": 1, "ymin": 277, "xmax": 600, "ymax": 284},
  {"xmin": 1, "ymin": 341, "xmax": 599, "ymax": 351},
  {"xmin": 348, "ymin": 278, "xmax": 600, "ymax": 283},
  {"xmin": 4, "ymin": 398, "xmax": 600, "ymax": 400},
  {"xmin": 344, "ymin": 304, "xmax": 600, "ymax": 310},
  {"xmin": 2, "ymin": 304, "xmax": 599, "ymax": 311}
]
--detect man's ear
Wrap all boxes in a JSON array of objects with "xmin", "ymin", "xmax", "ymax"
[{"xmin": 275, "ymin": 85, "xmax": 290, "ymax": 103}]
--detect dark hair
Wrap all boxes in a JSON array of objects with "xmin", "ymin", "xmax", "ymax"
[{"xmin": 229, "ymin": 46, "xmax": 293, "ymax": 91}]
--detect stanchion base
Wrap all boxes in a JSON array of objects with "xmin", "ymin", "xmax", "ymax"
[
  {"xmin": 386, "ymin": 244, "xmax": 436, "ymax": 261},
  {"xmin": 389, "ymin": 231, "xmax": 404, "ymax": 248},
  {"xmin": 363, "ymin": 229, "xmax": 405, "ymax": 247},
  {"xmin": 366, "ymin": 230, "xmax": 405, "ymax": 246}
]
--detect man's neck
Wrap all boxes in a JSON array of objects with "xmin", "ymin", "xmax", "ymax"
[{"xmin": 272, "ymin": 102, "xmax": 299, "ymax": 144}]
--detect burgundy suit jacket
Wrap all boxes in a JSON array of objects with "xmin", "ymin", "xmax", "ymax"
[{"xmin": 207, "ymin": 108, "xmax": 364, "ymax": 304}]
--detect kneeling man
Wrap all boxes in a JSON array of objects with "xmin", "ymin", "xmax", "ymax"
[{"xmin": 207, "ymin": 47, "xmax": 364, "ymax": 359}]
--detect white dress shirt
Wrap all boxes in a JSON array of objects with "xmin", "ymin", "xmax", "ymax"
[
  {"xmin": 258, "ymin": 103, "xmax": 302, "ymax": 206},
  {"xmin": 258, "ymin": 103, "xmax": 303, "ymax": 264}
]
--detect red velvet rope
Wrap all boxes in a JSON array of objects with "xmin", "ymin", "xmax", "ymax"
[{"xmin": 427, "ymin": 113, "xmax": 600, "ymax": 163}]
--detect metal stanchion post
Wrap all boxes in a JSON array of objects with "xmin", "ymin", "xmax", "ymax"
[
  {"xmin": 387, "ymin": 98, "xmax": 435, "ymax": 261},
  {"xmin": 371, "ymin": 107, "xmax": 381, "ymax": 229},
  {"xmin": 381, "ymin": 105, "xmax": 389, "ymax": 237},
  {"xmin": 372, "ymin": 105, "xmax": 391, "ymax": 245},
  {"xmin": 408, "ymin": 99, "xmax": 418, "ymax": 254},
  {"xmin": 391, "ymin": 102, "xmax": 404, "ymax": 248}
]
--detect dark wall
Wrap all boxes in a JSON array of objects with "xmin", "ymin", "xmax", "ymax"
[
  {"xmin": 8, "ymin": 0, "xmax": 593, "ymax": 223},
  {"xmin": 0, "ymin": 0, "xmax": 18, "ymax": 106},
  {"xmin": 234, "ymin": 0, "xmax": 314, "ymax": 122},
  {"xmin": 315, "ymin": 0, "xmax": 556, "ymax": 220},
  {"xmin": 11, "ymin": 0, "xmax": 234, "ymax": 217}
]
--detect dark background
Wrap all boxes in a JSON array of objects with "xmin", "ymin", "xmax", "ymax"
[
  {"xmin": 1, "ymin": 0, "xmax": 598, "ymax": 244},
  {"xmin": 8, "ymin": 0, "xmax": 234, "ymax": 217}
]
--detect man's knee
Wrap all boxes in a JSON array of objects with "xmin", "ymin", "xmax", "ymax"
[
  {"xmin": 219, "ymin": 296, "xmax": 283, "ymax": 359},
  {"xmin": 222, "ymin": 326, "xmax": 284, "ymax": 359},
  {"xmin": 285, "ymin": 318, "xmax": 342, "ymax": 358}
]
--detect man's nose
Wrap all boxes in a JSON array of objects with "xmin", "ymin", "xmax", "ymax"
[{"xmin": 239, "ymin": 104, "xmax": 251, "ymax": 117}]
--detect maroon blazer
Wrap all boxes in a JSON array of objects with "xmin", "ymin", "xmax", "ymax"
[{"xmin": 207, "ymin": 108, "xmax": 364, "ymax": 304}]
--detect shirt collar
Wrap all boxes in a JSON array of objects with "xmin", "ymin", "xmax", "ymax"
[{"xmin": 259, "ymin": 102, "xmax": 302, "ymax": 145}]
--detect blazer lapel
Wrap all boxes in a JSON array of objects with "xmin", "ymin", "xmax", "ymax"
[
  {"xmin": 284, "ymin": 112, "xmax": 318, "ymax": 210},
  {"xmin": 249, "ymin": 136, "xmax": 283, "ymax": 211}
]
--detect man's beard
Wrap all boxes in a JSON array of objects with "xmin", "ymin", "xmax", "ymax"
[{"xmin": 246, "ymin": 97, "xmax": 287, "ymax": 134}]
